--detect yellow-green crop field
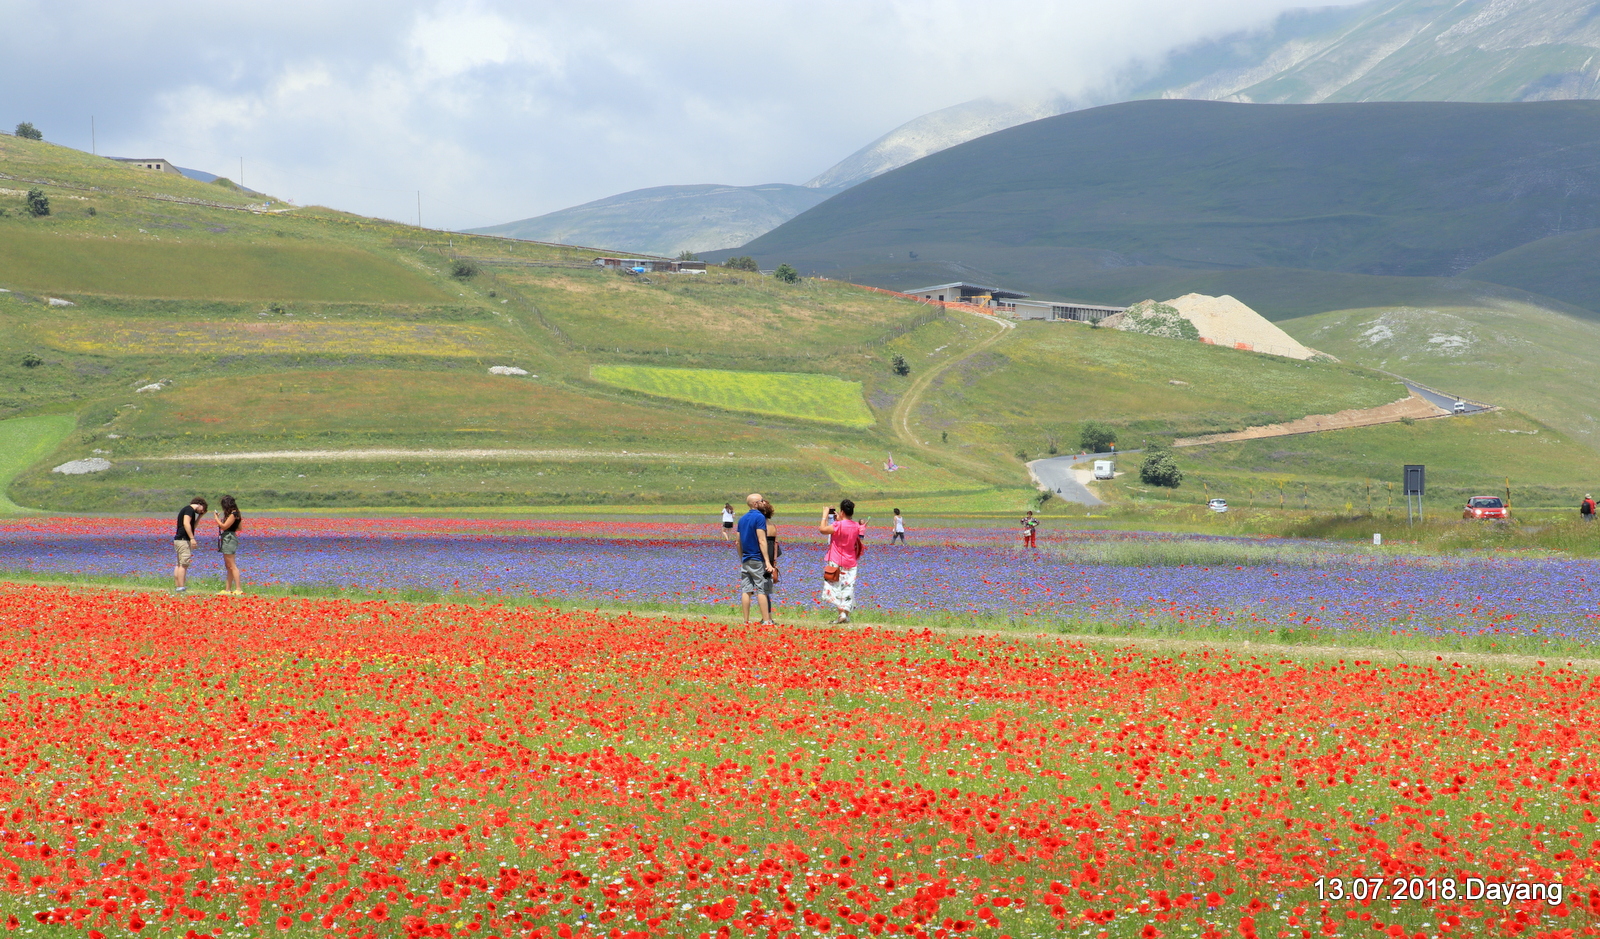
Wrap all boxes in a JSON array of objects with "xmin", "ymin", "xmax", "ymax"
[
  {"xmin": 0, "ymin": 230, "xmax": 450, "ymax": 302},
  {"xmin": 592, "ymin": 365, "xmax": 875, "ymax": 427},
  {"xmin": 43, "ymin": 321, "xmax": 503, "ymax": 356}
]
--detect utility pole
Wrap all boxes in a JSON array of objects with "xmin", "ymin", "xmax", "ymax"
[
  {"xmin": 417, "ymin": 191, "xmax": 422, "ymax": 229},
  {"xmin": 90, "ymin": 116, "xmax": 95, "ymax": 155}
]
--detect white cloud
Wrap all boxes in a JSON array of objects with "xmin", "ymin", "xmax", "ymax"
[{"xmin": 4, "ymin": 0, "xmax": 1364, "ymax": 229}]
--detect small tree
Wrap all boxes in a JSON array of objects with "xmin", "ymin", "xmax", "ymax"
[
  {"xmin": 25, "ymin": 189, "xmax": 49, "ymax": 218},
  {"xmin": 1140, "ymin": 447, "xmax": 1184, "ymax": 488},
  {"xmin": 676, "ymin": 250, "xmax": 699, "ymax": 261},
  {"xmin": 14, "ymin": 122, "xmax": 41, "ymax": 140},
  {"xmin": 21, "ymin": 353, "xmax": 43, "ymax": 369},
  {"xmin": 722, "ymin": 256, "xmax": 758, "ymax": 272},
  {"xmin": 773, "ymin": 263, "xmax": 800, "ymax": 284},
  {"xmin": 891, "ymin": 354, "xmax": 910, "ymax": 377},
  {"xmin": 1078, "ymin": 420, "xmax": 1116, "ymax": 453},
  {"xmin": 450, "ymin": 259, "xmax": 478, "ymax": 278}
]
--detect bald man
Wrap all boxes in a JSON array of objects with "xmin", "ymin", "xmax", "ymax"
[{"xmin": 737, "ymin": 493, "xmax": 776, "ymax": 624}]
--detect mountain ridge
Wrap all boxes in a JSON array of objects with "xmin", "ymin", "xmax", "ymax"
[
  {"xmin": 712, "ymin": 98, "xmax": 1600, "ymax": 312},
  {"xmin": 466, "ymin": 182, "xmax": 841, "ymax": 256}
]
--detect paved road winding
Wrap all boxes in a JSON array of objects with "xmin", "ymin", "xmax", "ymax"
[
  {"xmin": 1027, "ymin": 450, "xmax": 1141, "ymax": 507},
  {"xmin": 1398, "ymin": 379, "xmax": 1493, "ymax": 415}
]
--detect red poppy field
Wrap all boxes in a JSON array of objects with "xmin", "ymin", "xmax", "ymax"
[{"xmin": 1, "ymin": 583, "xmax": 1597, "ymax": 939}]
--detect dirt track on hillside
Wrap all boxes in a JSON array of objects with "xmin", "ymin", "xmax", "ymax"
[{"xmin": 1173, "ymin": 391, "xmax": 1450, "ymax": 447}]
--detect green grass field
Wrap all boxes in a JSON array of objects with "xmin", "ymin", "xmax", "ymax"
[
  {"xmin": 0, "ymin": 231, "xmax": 451, "ymax": 302},
  {"xmin": 591, "ymin": 364, "xmax": 875, "ymax": 427},
  {"xmin": 499, "ymin": 266, "xmax": 939, "ymax": 363},
  {"xmin": 1282, "ymin": 301, "xmax": 1600, "ymax": 454},
  {"xmin": 1113, "ymin": 410, "xmax": 1600, "ymax": 510},
  {"xmin": 915, "ymin": 321, "xmax": 1406, "ymax": 459},
  {"xmin": 43, "ymin": 319, "xmax": 504, "ymax": 357},
  {"xmin": 113, "ymin": 369, "xmax": 775, "ymax": 446},
  {"xmin": 0, "ymin": 414, "xmax": 74, "ymax": 513}
]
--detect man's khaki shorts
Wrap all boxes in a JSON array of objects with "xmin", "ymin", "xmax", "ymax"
[{"xmin": 174, "ymin": 539, "xmax": 194, "ymax": 567}]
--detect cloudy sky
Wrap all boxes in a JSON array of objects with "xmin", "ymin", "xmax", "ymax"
[{"xmin": 6, "ymin": 0, "xmax": 1352, "ymax": 230}]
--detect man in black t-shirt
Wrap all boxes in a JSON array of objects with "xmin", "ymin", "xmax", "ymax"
[{"xmin": 173, "ymin": 496, "xmax": 207, "ymax": 592}]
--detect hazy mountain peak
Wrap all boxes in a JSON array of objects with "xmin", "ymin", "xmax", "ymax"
[
  {"xmin": 1153, "ymin": 0, "xmax": 1600, "ymax": 105},
  {"xmin": 803, "ymin": 95, "xmax": 1074, "ymax": 190}
]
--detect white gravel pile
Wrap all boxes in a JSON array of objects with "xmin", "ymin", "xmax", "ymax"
[
  {"xmin": 53, "ymin": 458, "xmax": 111, "ymax": 475},
  {"xmin": 488, "ymin": 366, "xmax": 530, "ymax": 376},
  {"xmin": 1162, "ymin": 293, "xmax": 1320, "ymax": 360}
]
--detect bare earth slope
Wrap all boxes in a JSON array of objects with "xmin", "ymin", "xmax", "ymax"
[{"xmin": 1164, "ymin": 293, "xmax": 1320, "ymax": 359}]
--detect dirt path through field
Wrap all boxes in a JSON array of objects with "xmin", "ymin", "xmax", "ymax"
[
  {"xmin": 889, "ymin": 310, "xmax": 1012, "ymax": 478},
  {"xmin": 1173, "ymin": 390, "xmax": 1450, "ymax": 447}
]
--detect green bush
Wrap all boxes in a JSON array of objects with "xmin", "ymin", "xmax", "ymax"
[
  {"xmin": 1116, "ymin": 300, "xmax": 1198, "ymax": 340},
  {"xmin": 14, "ymin": 122, "xmax": 41, "ymax": 141},
  {"xmin": 25, "ymin": 189, "xmax": 49, "ymax": 218},
  {"xmin": 891, "ymin": 354, "xmax": 910, "ymax": 377},
  {"xmin": 450, "ymin": 259, "xmax": 478, "ymax": 279},
  {"xmin": 722, "ymin": 256, "xmax": 759, "ymax": 272},
  {"xmin": 21, "ymin": 353, "xmax": 42, "ymax": 369},
  {"xmin": 1139, "ymin": 447, "xmax": 1184, "ymax": 487},
  {"xmin": 1079, "ymin": 420, "xmax": 1117, "ymax": 453},
  {"xmin": 774, "ymin": 263, "xmax": 800, "ymax": 284}
]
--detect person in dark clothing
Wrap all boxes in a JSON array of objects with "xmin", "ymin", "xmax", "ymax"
[{"xmin": 173, "ymin": 496, "xmax": 207, "ymax": 593}]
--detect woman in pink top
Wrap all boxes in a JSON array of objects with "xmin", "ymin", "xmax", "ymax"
[{"xmin": 818, "ymin": 498, "xmax": 864, "ymax": 623}]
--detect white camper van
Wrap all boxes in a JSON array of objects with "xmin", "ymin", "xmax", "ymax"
[{"xmin": 1093, "ymin": 460, "xmax": 1115, "ymax": 480}]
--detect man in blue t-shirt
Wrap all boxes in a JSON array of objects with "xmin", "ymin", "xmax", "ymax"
[{"xmin": 737, "ymin": 492, "xmax": 776, "ymax": 624}]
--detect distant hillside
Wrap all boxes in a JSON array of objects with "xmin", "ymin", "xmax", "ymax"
[
  {"xmin": 477, "ymin": 0, "xmax": 1600, "ymax": 259},
  {"xmin": 465, "ymin": 183, "xmax": 841, "ymax": 256},
  {"xmin": 4, "ymin": 132, "xmax": 1525, "ymax": 514},
  {"xmin": 716, "ymin": 98, "xmax": 1600, "ymax": 302}
]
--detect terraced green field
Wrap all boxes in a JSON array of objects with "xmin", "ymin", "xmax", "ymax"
[
  {"xmin": 591, "ymin": 364, "xmax": 875, "ymax": 427},
  {"xmin": 0, "ymin": 230, "xmax": 450, "ymax": 302}
]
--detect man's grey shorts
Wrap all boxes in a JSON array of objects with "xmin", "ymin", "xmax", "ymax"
[{"xmin": 739, "ymin": 557, "xmax": 771, "ymax": 593}]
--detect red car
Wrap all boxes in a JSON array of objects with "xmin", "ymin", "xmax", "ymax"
[{"xmin": 1463, "ymin": 496, "xmax": 1508, "ymax": 520}]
